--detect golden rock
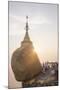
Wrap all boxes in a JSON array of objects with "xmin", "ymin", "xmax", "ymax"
[{"xmin": 11, "ymin": 16, "xmax": 42, "ymax": 81}]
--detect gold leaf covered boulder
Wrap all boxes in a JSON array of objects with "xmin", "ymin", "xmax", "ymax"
[{"xmin": 11, "ymin": 16, "xmax": 42, "ymax": 81}]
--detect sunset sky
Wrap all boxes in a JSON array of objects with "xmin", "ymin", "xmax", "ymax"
[{"xmin": 9, "ymin": 1, "xmax": 58, "ymax": 88}]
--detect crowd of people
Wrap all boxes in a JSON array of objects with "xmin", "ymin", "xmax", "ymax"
[{"xmin": 22, "ymin": 62, "xmax": 58, "ymax": 87}]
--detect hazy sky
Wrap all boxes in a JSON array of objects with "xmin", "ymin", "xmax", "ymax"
[{"xmin": 9, "ymin": 1, "xmax": 58, "ymax": 88}]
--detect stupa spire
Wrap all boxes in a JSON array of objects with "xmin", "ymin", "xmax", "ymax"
[
  {"xmin": 26, "ymin": 16, "xmax": 29, "ymax": 32},
  {"xmin": 23, "ymin": 16, "xmax": 30, "ymax": 42}
]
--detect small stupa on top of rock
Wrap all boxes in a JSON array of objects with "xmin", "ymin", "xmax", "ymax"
[{"xmin": 11, "ymin": 16, "xmax": 42, "ymax": 82}]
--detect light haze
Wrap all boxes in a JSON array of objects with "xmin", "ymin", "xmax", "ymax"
[{"xmin": 9, "ymin": 1, "xmax": 58, "ymax": 88}]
